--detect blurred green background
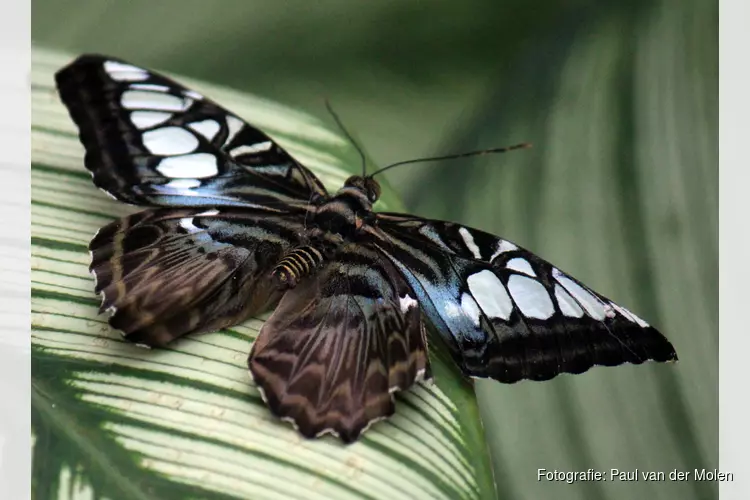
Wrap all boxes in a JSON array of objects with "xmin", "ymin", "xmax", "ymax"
[{"xmin": 32, "ymin": 0, "xmax": 717, "ymax": 499}]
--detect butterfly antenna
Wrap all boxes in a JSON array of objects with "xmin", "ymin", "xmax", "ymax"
[
  {"xmin": 367, "ymin": 143, "xmax": 532, "ymax": 178},
  {"xmin": 324, "ymin": 100, "xmax": 367, "ymax": 176}
]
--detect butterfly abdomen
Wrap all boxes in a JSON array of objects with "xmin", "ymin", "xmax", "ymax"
[{"xmin": 272, "ymin": 245, "xmax": 325, "ymax": 289}]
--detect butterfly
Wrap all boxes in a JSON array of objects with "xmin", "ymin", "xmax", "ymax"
[{"xmin": 55, "ymin": 54, "xmax": 678, "ymax": 443}]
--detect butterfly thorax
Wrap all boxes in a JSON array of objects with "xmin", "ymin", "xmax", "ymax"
[
  {"xmin": 271, "ymin": 178, "xmax": 380, "ymax": 289},
  {"xmin": 313, "ymin": 188, "xmax": 372, "ymax": 236},
  {"xmin": 310, "ymin": 175, "xmax": 380, "ymax": 235}
]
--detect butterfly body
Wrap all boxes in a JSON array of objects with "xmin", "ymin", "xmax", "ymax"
[
  {"xmin": 272, "ymin": 244, "xmax": 326, "ymax": 289},
  {"xmin": 56, "ymin": 54, "xmax": 678, "ymax": 443}
]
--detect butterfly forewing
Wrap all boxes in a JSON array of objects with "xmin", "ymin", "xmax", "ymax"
[
  {"xmin": 55, "ymin": 54, "xmax": 327, "ymax": 209},
  {"xmin": 371, "ymin": 214, "xmax": 677, "ymax": 382}
]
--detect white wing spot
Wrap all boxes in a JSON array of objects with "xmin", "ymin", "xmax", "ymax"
[
  {"xmin": 399, "ymin": 294, "xmax": 418, "ymax": 313},
  {"xmin": 104, "ymin": 61, "xmax": 149, "ymax": 81},
  {"xmin": 196, "ymin": 209, "xmax": 220, "ymax": 217},
  {"xmin": 129, "ymin": 83, "xmax": 170, "ymax": 92},
  {"xmin": 143, "ymin": 127, "xmax": 199, "ymax": 155},
  {"xmin": 603, "ymin": 303, "xmax": 617, "ymax": 319},
  {"xmin": 459, "ymin": 227, "xmax": 482, "ymax": 259},
  {"xmin": 157, "ymin": 153, "xmax": 219, "ymax": 178},
  {"xmin": 179, "ymin": 217, "xmax": 201, "ymax": 233},
  {"xmin": 188, "ymin": 120, "xmax": 221, "ymax": 141},
  {"xmin": 225, "ymin": 116, "xmax": 245, "ymax": 145},
  {"xmin": 628, "ymin": 308, "xmax": 649, "ymax": 328},
  {"xmin": 130, "ymin": 111, "xmax": 172, "ymax": 130},
  {"xmin": 460, "ymin": 293, "xmax": 482, "ymax": 326},
  {"xmin": 230, "ymin": 141, "xmax": 273, "ymax": 157},
  {"xmin": 184, "ymin": 90, "xmax": 204, "ymax": 100},
  {"xmin": 552, "ymin": 268, "xmax": 607, "ymax": 320},
  {"xmin": 165, "ymin": 178, "xmax": 201, "ymax": 189},
  {"xmin": 554, "ymin": 284, "xmax": 584, "ymax": 318},
  {"xmin": 444, "ymin": 301, "xmax": 463, "ymax": 319},
  {"xmin": 121, "ymin": 90, "xmax": 189, "ymax": 112},
  {"xmin": 467, "ymin": 269, "xmax": 513, "ymax": 320},
  {"xmin": 506, "ymin": 257, "xmax": 536, "ymax": 277},
  {"xmin": 507, "ymin": 274, "xmax": 555, "ymax": 320},
  {"xmin": 610, "ymin": 302, "xmax": 650, "ymax": 327},
  {"xmin": 490, "ymin": 240, "xmax": 518, "ymax": 261}
]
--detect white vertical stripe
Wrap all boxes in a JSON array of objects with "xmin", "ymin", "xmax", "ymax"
[{"xmin": 458, "ymin": 227, "xmax": 482, "ymax": 259}]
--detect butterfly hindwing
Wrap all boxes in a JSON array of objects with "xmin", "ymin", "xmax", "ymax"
[
  {"xmin": 248, "ymin": 244, "xmax": 429, "ymax": 442},
  {"xmin": 90, "ymin": 207, "xmax": 310, "ymax": 346},
  {"xmin": 55, "ymin": 54, "xmax": 327, "ymax": 209},
  {"xmin": 372, "ymin": 214, "xmax": 677, "ymax": 382}
]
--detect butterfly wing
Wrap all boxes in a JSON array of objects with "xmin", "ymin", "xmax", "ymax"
[
  {"xmin": 90, "ymin": 207, "xmax": 310, "ymax": 346},
  {"xmin": 370, "ymin": 213, "xmax": 677, "ymax": 383},
  {"xmin": 248, "ymin": 245, "xmax": 429, "ymax": 443},
  {"xmin": 55, "ymin": 54, "xmax": 327, "ymax": 209}
]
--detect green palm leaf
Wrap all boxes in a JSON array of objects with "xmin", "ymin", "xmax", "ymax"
[{"xmin": 31, "ymin": 48, "xmax": 495, "ymax": 500}]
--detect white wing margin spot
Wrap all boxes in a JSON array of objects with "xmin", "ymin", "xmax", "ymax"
[
  {"xmin": 506, "ymin": 257, "xmax": 536, "ymax": 277},
  {"xmin": 490, "ymin": 240, "xmax": 518, "ymax": 262},
  {"xmin": 103, "ymin": 61, "xmax": 149, "ymax": 81},
  {"xmin": 188, "ymin": 120, "xmax": 221, "ymax": 141},
  {"xmin": 552, "ymin": 268, "xmax": 609, "ymax": 320},
  {"xmin": 231, "ymin": 141, "xmax": 273, "ymax": 157},
  {"xmin": 554, "ymin": 284, "xmax": 584, "ymax": 318},
  {"xmin": 458, "ymin": 227, "xmax": 482, "ymax": 260},
  {"xmin": 399, "ymin": 294, "xmax": 418, "ymax": 313},
  {"xmin": 610, "ymin": 302, "xmax": 650, "ymax": 327}
]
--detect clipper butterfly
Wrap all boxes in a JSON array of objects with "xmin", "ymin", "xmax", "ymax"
[{"xmin": 55, "ymin": 55, "xmax": 678, "ymax": 443}]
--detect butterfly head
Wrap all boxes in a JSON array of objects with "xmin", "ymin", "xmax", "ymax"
[{"xmin": 343, "ymin": 175, "xmax": 381, "ymax": 203}]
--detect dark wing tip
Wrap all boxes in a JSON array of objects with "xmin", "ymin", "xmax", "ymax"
[
  {"xmin": 54, "ymin": 52, "xmax": 137, "ymax": 202},
  {"xmin": 475, "ymin": 322, "xmax": 678, "ymax": 384},
  {"xmin": 54, "ymin": 54, "xmax": 111, "ymax": 90},
  {"xmin": 55, "ymin": 53, "xmax": 122, "ymax": 75}
]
